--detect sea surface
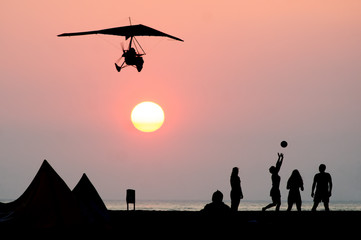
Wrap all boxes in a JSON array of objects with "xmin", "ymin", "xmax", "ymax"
[
  {"xmin": 104, "ymin": 200, "xmax": 361, "ymax": 211},
  {"xmin": 1, "ymin": 198, "xmax": 359, "ymax": 211}
]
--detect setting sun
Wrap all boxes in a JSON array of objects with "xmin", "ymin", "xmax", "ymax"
[{"xmin": 131, "ymin": 101, "xmax": 165, "ymax": 132}]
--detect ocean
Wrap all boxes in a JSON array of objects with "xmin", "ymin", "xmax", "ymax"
[
  {"xmin": 1, "ymin": 198, "xmax": 359, "ymax": 211},
  {"xmin": 104, "ymin": 200, "xmax": 361, "ymax": 211}
]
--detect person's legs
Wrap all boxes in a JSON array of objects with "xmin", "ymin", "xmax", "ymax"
[
  {"xmin": 275, "ymin": 201, "xmax": 281, "ymax": 211},
  {"xmin": 296, "ymin": 200, "xmax": 302, "ymax": 211},
  {"xmin": 231, "ymin": 198, "xmax": 240, "ymax": 212},
  {"xmin": 312, "ymin": 200, "xmax": 320, "ymax": 211},
  {"xmin": 323, "ymin": 201, "xmax": 330, "ymax": 211},
  {"xmin": 287, "ymin": 196, "xmax": 293, "ymax": 211},
  {"xmin": 263, "ymin": 197, "xmax": 281, "ymax": 211},
  {"xmin": 262, "ymin": 202, "xmax": 276, "ymax": 211},
  {"xmin": 287, "ymin": 202, "xmax": 293, "ymax": 211}
]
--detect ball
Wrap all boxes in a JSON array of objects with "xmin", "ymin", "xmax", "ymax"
[{"xmin": 281, "ymin": 141, "xmax": 288, "ymax": 148}]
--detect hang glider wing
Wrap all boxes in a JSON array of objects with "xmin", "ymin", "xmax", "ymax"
[{"xmin": 58, "ymin": 24, "xmax": 184, "ymax": 42}]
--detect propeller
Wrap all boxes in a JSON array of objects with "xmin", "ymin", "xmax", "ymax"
[
  {"xmin": 114, "ymin": 42, "xmax": 125, "ymax": 63},
  {"xmin": 120, "ymin": 42, "xmax": 126, "ymax": 57}
]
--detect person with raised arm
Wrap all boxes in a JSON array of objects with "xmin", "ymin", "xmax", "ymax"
[{"xmin": 262, "ymin": 153, "xmax": 284, "ymax": 211}]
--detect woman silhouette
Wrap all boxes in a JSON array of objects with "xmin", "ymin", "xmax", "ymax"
[
  {"xmin": 230, "ymin": 167, "xmax": 243, "ymax": 211},
  {"xmin": 286, "ymin": 169, "xmax": 304, "ymax": 211}
]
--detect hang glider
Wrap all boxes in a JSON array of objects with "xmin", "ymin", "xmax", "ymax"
[
  {"xmin": 58, "ymin": 23, "xmax": 183, "ymax": 72},
  {"xmin": 58, "ymin": 24, "xmax": 184, "ymax": 42}
]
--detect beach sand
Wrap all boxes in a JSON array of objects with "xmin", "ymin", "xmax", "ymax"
[
  {"xmin": 108, "ymin": 210, "xmax": 360, "ymax": 237},
  {"xmin": 1, "ymin": 210, "xmax": 360, "ymax": 238}
]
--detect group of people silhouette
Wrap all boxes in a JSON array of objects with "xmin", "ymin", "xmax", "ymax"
[{"xmin": 202, "ymin": 153, "xmax": 333, "ymax": 212}]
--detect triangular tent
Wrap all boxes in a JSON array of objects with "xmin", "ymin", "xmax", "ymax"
[
  {"xmin": 72, "ymin": 173, "xmax": 110, "ymax": 224},
  {"xmin": 0, "ymin": 160, "xmax": 85, "ymax": 228}
]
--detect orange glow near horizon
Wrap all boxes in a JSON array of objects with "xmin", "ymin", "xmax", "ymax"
[{"xmin": 131, "ymin": 101, "xmax": 165, "ymax": 132}]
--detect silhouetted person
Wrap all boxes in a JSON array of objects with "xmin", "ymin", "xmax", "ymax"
[
  {"xmin": 115, "ymin": 47, "xmax": 144, "ymax": 72},
  {"xmin": 311, "ymin": 164, "xmax": 332, "ymax": 211},
  {"xmin": 201, "ymin": 190, "xmax": 230, "ymax": 213},
  {"xmin": 262, "ymin": 153, "xmax": 284, "ymax": 211},
  {"xmin": 286, "ymin": 169, "xmax": 304, "ymax": 211},
  {"xmin": 230, "ymin": 167, "xmax": 243, "ymax": 211}
]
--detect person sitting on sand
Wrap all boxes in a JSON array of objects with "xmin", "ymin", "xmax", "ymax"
[
  {"xmin": 311, "ymin": 164, "xmax": 332, "ymax": 211},
  {"xmin": 201, "ymin": 190, "xmax": 230, "ymax": 213},
  {"xmin": 262, "ymin": 153, "xmax": 284, "ymax": 211}
]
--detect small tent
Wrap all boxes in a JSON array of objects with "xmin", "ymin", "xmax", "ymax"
[{"xmin": 72, "ymin": 173, "xmax": 110, "ymax": 224}]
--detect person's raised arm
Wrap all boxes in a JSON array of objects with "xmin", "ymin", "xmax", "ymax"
[{"xmin": 275, "ymin": 153, "xmax": 284, "ymax": 173}]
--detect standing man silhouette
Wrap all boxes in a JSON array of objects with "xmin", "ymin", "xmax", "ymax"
[
  {"xmin": 262, "ymin": 153, "xmax": 284, "ymax": 211},
  {"xmin": 311, "ymin": 164, "xmax": 332, "ymax": 211},
  {"xmin": 230, "ymin": 167, "xmax": 243, "ymax": 211}
]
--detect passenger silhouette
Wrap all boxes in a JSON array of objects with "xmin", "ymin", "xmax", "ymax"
[
  {"xmin": 115, "ymin": 47, "xmax": 144, "ymax": 72},
  {"xmin": 286, "ymin": 169, "xmax": 304, "ymax": 211},
  {"xmin": 262, "ymin": 153, "xmax": 284, "ymax": 211},
  {"xmin": 230, "ymin": 167, "xmax": 243, "ymax": 211},
  {"xmin": 201, "ymin": 190, "xmax": 230, "ymax": 213},
  {"xmin": 123, "ymin": 47, "xmax": 144, "ymax": 72},
  {"xmin": 311, "ymin": 164, "xmax": 332, "ymax": 211}
]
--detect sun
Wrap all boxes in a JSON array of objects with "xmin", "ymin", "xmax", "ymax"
[{"xmin": 131, "ymin": 101, "xmax": 165, "ymax": 132}]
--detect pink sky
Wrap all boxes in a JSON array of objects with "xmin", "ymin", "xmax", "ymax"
[{"xmin": 1, "ymin": 1, "xmax": 361, "ymax": 203}]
